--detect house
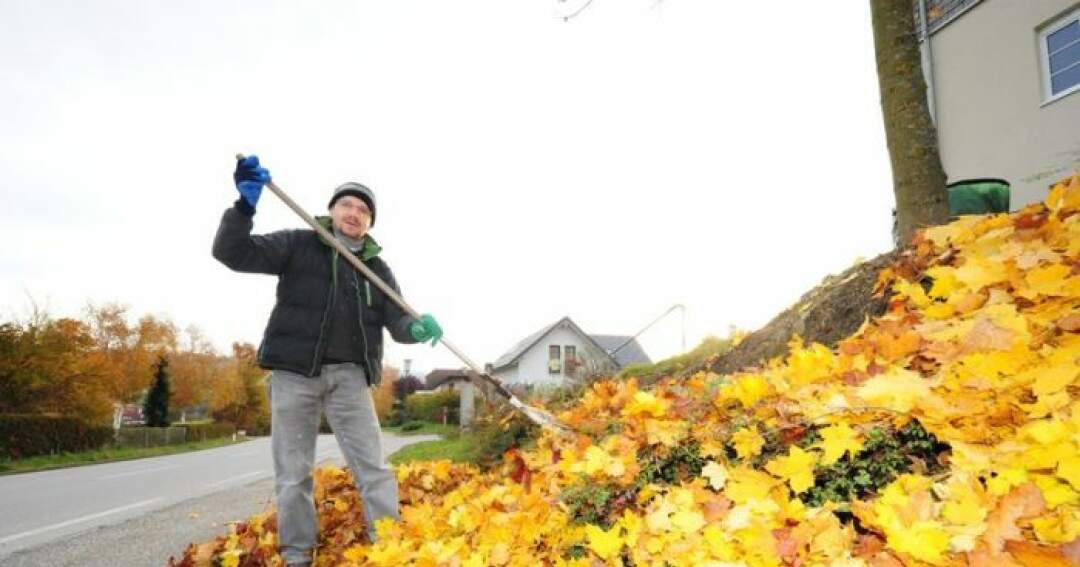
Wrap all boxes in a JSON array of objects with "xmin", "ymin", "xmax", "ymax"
[
  {"xmin": 917, "ymin": 0, "xmax": 1080, "ymax": 208},
  {"xmin": 488, "ymin": 316, "xmax": 652, "ymax": 387},
  {"xmin": 424, "ymin": 368, "xmax": 472, "ymax": 393}
]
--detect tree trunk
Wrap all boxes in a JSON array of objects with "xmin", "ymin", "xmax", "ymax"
[{"xmin": 870, "ymin": 0, "xmax": 950, "ymax": 245}]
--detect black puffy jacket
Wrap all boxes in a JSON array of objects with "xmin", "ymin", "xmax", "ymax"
[{"xmin": 212, "ymin": 202, "xmax": 417, "ymax": 383}]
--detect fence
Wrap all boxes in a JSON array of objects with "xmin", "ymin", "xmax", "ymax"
[{"xmin": 114, "ymin": 424, "xmax": 238, "ymax": 448}]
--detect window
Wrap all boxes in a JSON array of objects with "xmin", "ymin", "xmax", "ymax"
[
  {"xmin": 1041, "ymin": 8, "xmax": 1080, "ymax": 102},
  {"xmin": 565, "ymin": 346, "xmax": 577, "ymax": 375},
  {"xmin": 548, "ymin": 345, "xmax": 561, "ymax": 374}
]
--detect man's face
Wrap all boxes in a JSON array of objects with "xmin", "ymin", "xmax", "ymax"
[{"xmin": 330, "ymin": 195, "xmax": 372, "ymax": 239}]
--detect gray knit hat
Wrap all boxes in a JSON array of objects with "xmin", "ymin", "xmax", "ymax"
[{"xmin": 328, "ymin": 182, "xmax": 377, "ymax": 226}]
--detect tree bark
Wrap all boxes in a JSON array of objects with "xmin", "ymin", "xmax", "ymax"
[{"xmin": 870, "ymin": 0, "xmax": 950, "ymax": 245}]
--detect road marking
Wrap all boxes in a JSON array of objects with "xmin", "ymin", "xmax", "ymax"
[
  {"xmin": 97, "ymin": 464, "xmax": 181, "ymax": 481},
  {"xmin": 0, "ymin": 498, "xmax": 164, "ymax": 546},
  {"xmin": 208, "ymin": 470, "xmax": 267, "ymax": 488}
]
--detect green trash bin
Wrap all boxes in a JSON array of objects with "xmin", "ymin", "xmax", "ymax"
[{"xmin": 946, "ymin": 178, "xmax": 1011, "ymax": 216}]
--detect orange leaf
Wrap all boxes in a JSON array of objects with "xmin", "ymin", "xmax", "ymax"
[
  {"xmin": 1003, "ymin": 540, "xmax": 1074, "ymax": 567},
  {"xmin": 982, "ymin": 483, "xmax": 1047, "ymax": 553}
]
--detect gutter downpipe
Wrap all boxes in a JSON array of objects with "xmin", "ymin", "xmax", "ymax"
[{"xmin": 918, "ymin": 0, "xmax": 938, "ymax": 125}]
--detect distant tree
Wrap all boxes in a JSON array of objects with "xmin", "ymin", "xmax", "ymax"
[
  {"xmin": 211, "ymin": 343, "xmax": 270, "ymax": 434},
  {"xmin": 373, "ymin": 366, "xmax": 400, "ymax": 421},
  {"xmin": 0, "ymin": 308, "xmax": 113, "ymax": 423},
  {"xmin": 144, "ymin": 355, "xmax": 172, "ymax": 427},
  {"xmin": 393, "ymin": 375, "xmax": 424, "ymax": 401}
]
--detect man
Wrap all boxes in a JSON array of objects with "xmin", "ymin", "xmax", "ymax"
[{"xmin": 212, "ymin": 155, "xmax": 442, "ymax": 567}]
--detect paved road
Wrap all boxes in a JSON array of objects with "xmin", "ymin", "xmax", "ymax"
[{"xmin": 0, "ymin": 432, "xmax": 436, "ymax": 564}]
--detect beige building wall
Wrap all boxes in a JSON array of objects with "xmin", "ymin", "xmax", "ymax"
[{"xmin": 927, "ymin": 0, "xmax": 1080, "ymax": 209}]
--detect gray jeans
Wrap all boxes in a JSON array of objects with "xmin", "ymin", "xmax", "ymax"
[{"xmin": 270, "ymin": 363, "xmax": 399, "ymax": 565}]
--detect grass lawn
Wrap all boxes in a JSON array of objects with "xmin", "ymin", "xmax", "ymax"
[
  {"xmin": 0, "ymin": 436, "xmax": 248, "ymax": 475},
  {"xmin": 389, "ymin": 433, "xmax": 477, "ymax": 465},
  {"xmin": 384, "ymin": 421, "xmax": 483, "ymax": 465},
  {"xmin": 381, "ymin": 422, "xmax": 460, "ymax": 437}
]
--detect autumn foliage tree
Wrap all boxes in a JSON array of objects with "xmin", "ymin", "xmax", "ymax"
[
  {"xmin": 0, "ymin": 309, "xmax": 113, "ymax": 423},
  {"xmin": 0, "ymin": 302, "xmax": 259, "ymax": 428},
  {"xmin": 84, "ymin": 303, "xmax": 178, "ymax": 403},
  {"xmin": 211, "ymin": 342, "xmax": 270, "ymax": 434},
  {"xmin": 373, "ymin": 365, "xmax": 399, "ymax": 422}
]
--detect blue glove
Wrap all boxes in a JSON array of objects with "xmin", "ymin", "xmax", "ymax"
[
  {"xmin": 409, "ymin": 314, "xmax": 443, "ymax": 347},
  {"xmin": 233, "ymin": 155, "xmax": 271, "ymax": 209}
]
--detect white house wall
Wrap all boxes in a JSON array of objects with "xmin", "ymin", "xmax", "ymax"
[
  {"xmin": 927, "ymin": 0, "xmax": 1080, "ymax": 208},
  {"xmin": 497, "ymin": 324, "xmax": 613, "ymax": 386}
]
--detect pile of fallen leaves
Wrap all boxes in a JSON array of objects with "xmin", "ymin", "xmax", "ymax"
[{"xmin": 172, "ymin": 174, "xmax": 1080, "ymax": 566}]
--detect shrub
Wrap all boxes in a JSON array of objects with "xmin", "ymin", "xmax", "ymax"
[
  {"xmin": 174, "ymin": 422, "xmax": 236, "ymax": 442},
  {"xmin": 401, "ymin": 420, "xmax": 426, "ymax": 432},
  {"xmin": 404, "ymin": 391, "xmax": 460, "ymax": 424},
  {"xmin": 0, "ymin": 414, "xmax": 113, "ymax": 459}
]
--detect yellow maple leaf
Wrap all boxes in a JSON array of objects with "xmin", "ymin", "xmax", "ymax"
[
  {"xmin": 816, "ymin": 422, "xmax": 863, "ymax": 465},
  {"xmin": 579, "ymin": 445, "xmax": 624, "ymax": 478},
  {"xmin": 671, "ymin": 508, "xmax": 706, "ymax": 533},
  {"xmin": 343, "ymin": 545, "xmax": 366, "ymax": 562},
  {"xmin": 730, "ymin": 427, "xmax": 765, "ymax": 460},
  {"xmin": 786, "ymin": 342, "xmax": 836, "ymax": 386},
  {"xmin": 1032, "ymin": 362, "xmax": 1079, "ymax": 397},
  {"xmin": 855, "ymin": 367, "xmax": 932, "ymax": 413},
  {"xmin": 1022, "ymin": 419, "xmax": 1071, "ymax": 445},
  {"xmin": 731, "ymin": 374, "xmax": 771, "ymax": 407},
  {"xmin": 892, "ymin": 279, "xmax": 931, "ymax": 308},
  {"xmin": 926, "ymin": 266, "xmax": 961, "ymax": 299},
  {"xmin": 622, "ymin": 391, "xmax": 669, "ymax": 418},
  {"xmin": 886, "ymin": 520, "xmax": 951, "ymax": 565},
  {"xmin": 987, "ymin": 467, "xmax": 1029, "ymax": 496},
  {"xmin": 644, "ymin": 418, "xmax": 685, "ymax": 447},
  {"xmin": 1057, "ymin": 454, "xmax": 1080, "ymax": 490},
  {"xmin": 954, "ymin": 256, "xmax": 1008, "ymax": 291},
  {"xmin": 1033, "ymin": 473, "xmax": 1080, "ymax": 508},
  {"xmin": 939, "ymin": 475, "xmax": 990, "ymax": 525},
  {"xmin": 1024, "ymin": 263, "xmax": 1073, "ymax": 296},
  {"xmin": 765, "ymin": 446, "xmax": 818, "ymax": 494},
  {"xmin": 1031, "ymin": 507, "xmax": 1080, "ymax": 544},
  {"xmin": 723, "ymin": 466, "xmax": 776, "ymax": 504},
  {"xmin": 219, "ymin": 551, "xmax": 241, "ymax": 567}
]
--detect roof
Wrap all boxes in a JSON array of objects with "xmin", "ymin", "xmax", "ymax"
[
  {"xmin": 588, "ymin": 334, "xmax": 652, "ymax": 367},
  {"xmin": 490, "ymin": 316, "xmax": 646, "ymax": 371},
  {"xmin": 922, "ymin": 0, "xmax": 982, "ymax": 37},
  {"xmin": 424, "ymin": 368, "xmax": 470, "ymax": 390}
]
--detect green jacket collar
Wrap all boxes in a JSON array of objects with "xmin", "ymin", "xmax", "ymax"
[{"xmin": 316, "ymin": 216, "xmax": 382, "ymax": 261}]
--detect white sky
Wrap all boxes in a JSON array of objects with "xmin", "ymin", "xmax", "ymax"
[{"xmin": 0, "ymin": 0, "xmax": 896, "ymax": 378}]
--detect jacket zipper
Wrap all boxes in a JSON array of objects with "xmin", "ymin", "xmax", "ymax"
[
  {"xmin": 309, "ymin": 249, "xmax": 338, "ymax": 376},
  {"xmin": 353, "ymin": 269, "xmax": 375, "ymax": 381}
]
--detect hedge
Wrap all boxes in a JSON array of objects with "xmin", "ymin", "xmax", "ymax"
[
  {"xmin": 0, "ymin": 414, "xmax": 113, "ymax": 460},
  {"xmin": 174, "ymin": 422, "xmax": 236, "ymax": 442},
  {"xmin": 403, "ymin": 390, "xmax": 460, "ymax": 424}
]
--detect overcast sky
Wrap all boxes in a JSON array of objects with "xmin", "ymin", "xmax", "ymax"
[{"xmin": 1, "ymin": 0, "xmax": 896, "ymax": 377}]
